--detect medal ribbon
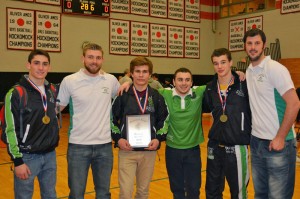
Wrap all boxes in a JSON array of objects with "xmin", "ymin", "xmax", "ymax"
[
  {"xmin": 133, "ymin": 86, "xmax": 148, "ymax": 114},
  {"xmin": 27, "ymin": 78, "xmax": 48, "ymax": 114},
  {"xmin": 217, "ymin": 76, "xmax": 234, "ymax": 114}
]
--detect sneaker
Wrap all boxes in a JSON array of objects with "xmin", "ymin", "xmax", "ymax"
[{"xmin": 297, "ymin": 156, "xmax": 300, "ymax": 163}]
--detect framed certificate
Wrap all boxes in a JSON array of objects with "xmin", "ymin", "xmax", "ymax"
[{"xmin": 126, "ymin": 114, "xmax": 151, "ymax": 148}]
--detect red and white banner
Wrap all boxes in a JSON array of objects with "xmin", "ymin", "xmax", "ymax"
[
  {"xmin": 281, "ymin": 0, "xmax": 300, "ymax": 14},
  {"xmin": 185, "ymin": 0, "xmax": 200, "ymax": 22},
  {"xmin": 131, "ymin": 21, "xmax": 149, "ymax": 56},
  {"xmin": 7, "ymin": 8, "xmax": 34, "ymax": 50},
  {"xmin": 150, "ymin": 0, "xmax": 167, "ymax": 18},
  {"xmin": 168, "ymin": 26, "xmax": 184, "ymax": 57},
  {"xmin": 168, "ymin": 0, "xmax": 184, "ymax": 20},
  {"xmin": 110, "ymin": 19, "xmax": 130, "ymax": 55},
  {"xmin": 131, "ymin": 0, "xmax": 149, "ymax": 16},
  {"xmin": 185, "ymin": 27, "xmax": 200, "ymax": 58},
  {"xmin": 150, "ymin": 24, "xmax": 167, "ymax": 57},
  {"xmin": 245, "ymin": 15, "xmax": 263, "ymax": 31},
  {"xmin": 110, "ymin": 0, "xmax": 130, "ymax": 13},
  {"xmin": 228, "ymin": 19, "xmax": 245, "ymax": 52},
  {"xmin": 36, "ymin": 11, "xmax": 61, "ymax": 52}
]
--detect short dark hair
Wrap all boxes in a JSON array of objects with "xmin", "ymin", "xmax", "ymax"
[
  {"xmin": 28, "ymin": 49, "xmax": 50, "ymax": 64},
  {"xmin": 152, "ymin": 73, "xmax": 159, "ymax": 78},
  {"xmin": 211, "ymin": 48, "xmax": 232, "ymax": 62},
  {"xmin": 173, "ymin": 67, "xmax": 193, "ymax": 81},
  {"xmin": 243, "ymin": 28, "xmax": 266, "ymax": 44},
  {"xmin": 130, "ymin": 56, "xmax": 153, "ymax": 74}
]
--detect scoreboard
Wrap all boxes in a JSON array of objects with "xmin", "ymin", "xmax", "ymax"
[{"xmin": 62, "ymin": 0, "xmax": 110, "ymax": 17}]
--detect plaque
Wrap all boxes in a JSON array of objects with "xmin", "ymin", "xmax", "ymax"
[{"xmin": 126, "ymin": 114, "xmax": 151, "ymax": 148}]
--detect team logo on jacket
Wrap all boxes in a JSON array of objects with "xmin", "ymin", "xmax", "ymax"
[
  {"xmin": 236, "ymin": 89, "xmax": 245, "ymax": 97},
  {"xmin": 146, "ymin": 96, "xmax": 155, "ymax": 112}
]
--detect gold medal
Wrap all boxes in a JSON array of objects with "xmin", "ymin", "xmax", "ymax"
[
  {"xmin": 220, "ymin": 114, "xmax": 228, "ymax": 123},
  {"xmin": 42, "ymin": 115, "xmax": 50, "ymax": 124}
]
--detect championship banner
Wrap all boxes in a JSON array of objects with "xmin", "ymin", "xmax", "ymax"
[
  {"xmin": 110, "ymin": 19, "xmax": 130, "ymax": 55},
  {"xmin": 130, "ymin": 21, "xmax": 149, "ymax": 56},
  {"xmin": 281, "ymin": 0, "xmax": 300, "ymax": 14},
  {"xmin": 150, "ymin": 24, "xmax": 167, "ymax": 57},
  {"xmin": 185, "ymin": 27, "xmax": 200, "ymax": 58},
  {"xmin": 111, "ymin": 0, "xmax": 130, "ymax": 13},
  {"xmin": 245, "ymin": 15, "xmax": 263, "ymax": 31},
  {"xmin": 168, "ymin": 26, "xmax": 184, "ymax": 57},
  {"xmin": 131, "ymin": 0, "xmax": 149, "ymax": 16},
  {"xmin": 36, "ymin": 0, "xmax": 60, "ymax": 5},
  {"xmin": 36, "ymin": 11, "xmax": 61, "ymax": 52},
  {"xmin": 228, "ymin": 19, "xmax": 245, "ymax": 52},
  {"xmin": 7, "ymin": 8, "xmax": 34, "ymax": 50},
  {"xmin": 185, "ymin": 0, "xmax": 200, "ymax": 22},
  {"xmin": 168, "ymin": 0, "xmax": 184, "ymax": 20},
  {"xmin": 150, "ymin": 0, "xmax": 167, "ymax": 18}
]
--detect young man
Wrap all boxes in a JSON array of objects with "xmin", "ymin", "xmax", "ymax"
[
  {"xmin": 243, "ymin": 28, "xmax": 300, "ymax": 198},
  {"xmin": 203, "ymin": 48, "xmax": 251, "ymax": 199},
  {"xmin": 4, "ymin": 49, "xmax": 59, "ymax": 199},
  {"xmin": 148, "ymin": 73, "xmax": 163, "ymax": 90},
  {"xmin": 111, "ymin": 56, "xmax": 169, "ymax": 199},
  {"xmin": 58, "ymin": 43, "xmax": 120, "ymax": 199},
  {"xmin": 159, "ymin": 68, "xmax": 206, "ymax": 199},
  {"xmin": 119, "ymin": 68, "xmax": 132, "ymax": 85}
]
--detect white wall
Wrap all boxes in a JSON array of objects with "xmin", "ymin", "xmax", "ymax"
[
  {"xmin": 0, "ymin": 0, "xmax": 216, "ymax": 75},
  {"xmin": 1, "ymin": 1, "xmax": 299, "ymax": 74},
  {"xmin": 215, "ymin": 9, "xmax": 300, "ymax": 66}
]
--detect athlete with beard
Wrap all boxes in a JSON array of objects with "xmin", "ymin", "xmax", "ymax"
[
  {"xmin": 243, "ymin": 29, "xmax": 299, "ymax": 199},
  {"xmin": 58, "ymin": 43, "xmax": 120, "ymax": 199}
]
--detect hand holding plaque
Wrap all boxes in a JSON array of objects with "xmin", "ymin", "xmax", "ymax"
[{"xmin": 126, "ymin": 114, "xmax": 151, "ymax": 148}]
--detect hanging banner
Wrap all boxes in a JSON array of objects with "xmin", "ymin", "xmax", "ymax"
[
  {"xmin": 150, "ymin": 24, "xmax": 167, "ymax": 57},
  {"xmin": 168, "ymin": 26, "xmax": 184, "ymax": 57},
  {"xmin": 131, "ymin": 0, "xmax": 149, "ymax": 16},
  {"xmin": 150, "ymin": 0, "xmax": 167, "ymax": 18},
  {"xmin": 36, "ymin": 11, "xmax": 61, "ymax": 52},
  {"xmin": 281, "ymin": 0, "xmax": 300, "ymax": 14},
  {"xmin": 245, "ymin": 15, "xmax": 263, "ymax": 31},
  {"xmin": 185, "ymin": 27, "xmax": 200, "ymax": 58},
  {"xmin": 168, "ymin": 0, "xmax": 184, "ymax": 20},
  {"xmin": 228, "ymin": 19, "xmax": 245, "ymax": 52},
  {"xmin": 185, "ymin": 0, "xmax": 200, "ymax": 22},
  {"xmin": 36, "ymin": 0, "xmax": 60, "ymax": 6},
  {"xmin": 111, "ymin": 0, "xmax": 130, "ymax": 13},
  {"xmin": 130, "ymin": 21, "xmax": 149, "ymax": 56},
  {"xmin": 7, "ymin": 8, "xmax": 34, "ymax": 50},
  {"xmin": 110, "ymin": 19, "xmax": 130, "ymax": 55}
]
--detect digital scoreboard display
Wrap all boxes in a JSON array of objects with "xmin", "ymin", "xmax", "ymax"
[{"xmin": 63, "ymin": 0, "xmax": 110, "ymax": 17}]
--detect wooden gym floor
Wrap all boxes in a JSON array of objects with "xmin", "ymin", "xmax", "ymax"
[{"xmin": 0, "ymin": 114, "xmax": 299, "ymax": 198}]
